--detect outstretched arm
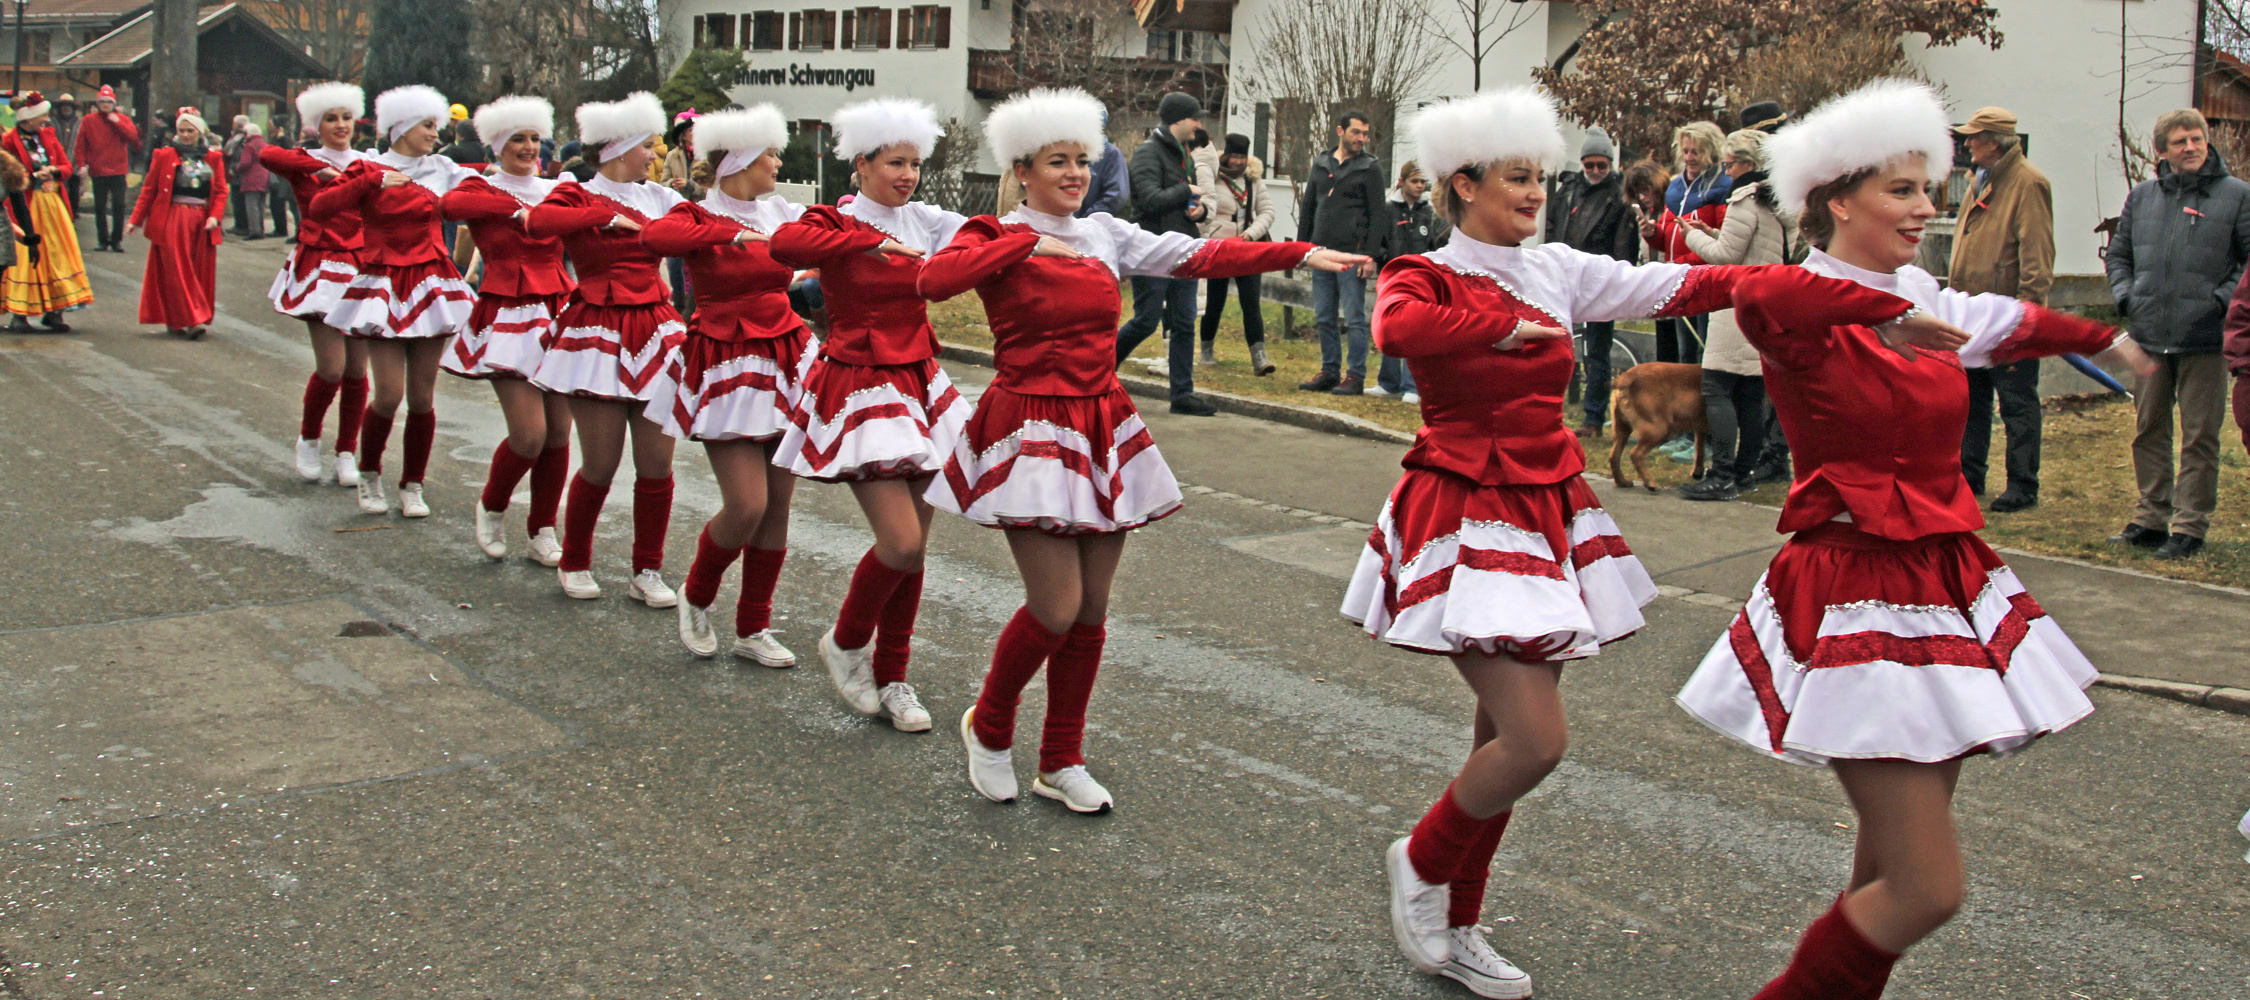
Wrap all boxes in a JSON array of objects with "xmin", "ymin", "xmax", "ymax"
[
  {"xmin": 1731, "ymin": 266, "xmax": 1928, "ymax": 369},
  {"xmin": 916, "ymin": 220, "xmax": 1043, "ymax": 301}
]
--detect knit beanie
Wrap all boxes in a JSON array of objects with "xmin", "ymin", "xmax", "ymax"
[
  {"xmin": 1579, "ymin": 126, "xmax": 1615, "ymax": 162},
  {"xmin": 1158, "ymin": 92, "xmax": 1203, "ymax": 126}
]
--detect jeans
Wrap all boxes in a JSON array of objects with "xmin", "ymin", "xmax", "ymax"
[
  {"xmin": 90, "ymin": 174, "xmax": 127, "ymax": 248},
  {"xmin": 1578, "ymin": 321, "xmax": 1616, "ymax": 426},
  {"xmin": 1961, "ymin": 359, "xmax": 2041, "ymax": 496},
  {"xmin": 2131, "ymin": 351, "xmax": 2228, "ymax": 538},
  {"xmin": 1377, "ymin": 353, "xmax": 1417, "ymax": 395},
  {"xmin": 241, "ymin": 191, "xmax": 267, "ymax": 238},
  {"xmin": 1198, "ymin": 274, "xmax": 1263, "ymax": 346},
  {"xmin": 1700, "ymin": 370, "xmax": 1767, "ymax": 481},
  {"xmin": 1115, "ymin": 275, "xmax": 1198, "ymax": 400},
  {"xmin": 1311, "ymin": 267, "xmax": 1369, "ymax": 378}
]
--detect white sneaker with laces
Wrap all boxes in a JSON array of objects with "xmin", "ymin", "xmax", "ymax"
[
  {"xmin": 474, "ymin": 507, "xmax": 507, "ymax": 559},
  {"xmin": 1439, "ymin": 926, "xmax": 1534, "ymax": 999},
  {"xmin": 730, "ymin": 629, "xmax": 797, "ymax": 668},
  {"xmin": 335, "ymin": 451, "xmax": 360, "ymax": 488},
  {"xmin": 678, "ymin": 602, "xmax": 718, "ymax": 658},
  {"xmin": 1033, "ymin": 765, "xmax": 1113, "ymax": 814},
  {"xmin": 1402, "ymin": 391, "xmax": 1422, "ymax": 405},
  {"xmin": 627, "ymin": 569, "xmax": 678, "ymax": 608},
  {"xmin": 1364, "ymin": 385, "xmax": 1394, "ymax": 398},
  {"xmin": 356, "ymin": 478, "xmax": 388, "ymax": 515},
  {"xmin": 557, "ymin": 567, "xmax": 600, "ymax": 599},
  {"xmin": 877, "ymin": 682, "xmax": 932, "ymax": 732},
  {"xmin": 527, "ymin": 527, "xmax": 563, "ymax": 567},
  {"xmin": 397, "ymin": 482, "xmax": 430, "ymax": 518},
  {"xmin": 1386, "ymin": 836, "xmax": 1452, "ymax": 974},
  {"xmin": 293, "ymin": 437, "xmax": 323, "ymax": 482},
  {"xmin": 960, "ymin": 707, "xmax": 1017, "ymax": 803},
  {"xmin": 819, "ymin": 627, "xmax": 880, "ymax": 714}
]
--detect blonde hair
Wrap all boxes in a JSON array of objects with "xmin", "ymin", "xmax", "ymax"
[
  {"xmin": 2154, "ymin": 108, "xmax": 2209, "ymax": 151},
  {"xmin": 1674, "ymin": 121, "xmax": 1726, "ymax": 170},
  {"xmin": 1720, "ymin": 128, "xmax": 1767, "ymax": 171}
]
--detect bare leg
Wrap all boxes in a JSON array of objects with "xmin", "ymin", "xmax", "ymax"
[
  {"xmin": 365, "ymin": 339, "xmax": 408, "ymax": 423},
  {"xmin": 304, "ymin": 319, "xmax": 364, "ymax": 383},
  {"xmin": 404, "ymin": 338, "xmax": 445, "ymax": 415},
  {"xmin": 568, "ymin": 398, "xmax": 630, "ymax": 486},
  {"xmin": 750, "ymin": 442, "xmax": 796, "ymax": 551},
  {"xmin": 1004, "ymin": 530, "xmax": 1086, "ymax": 632},
  {"xmin": 628, "ymin": 411, "xmax": 677, "ymax": 481},
  {"xmin": 1446, "ymin": 652, "xmax": 1569, "ymax": 818},
  {"xmin": 492, "ymin": 378, "xmax": 551, "ymax": 460},
  {"xmin": 704, "ymin": 440, "xmax": 775, "ymax": 549},
  {"xmin": 1832, "ymin": 758, "xmax": 1965, "ymax": 954},
  {"xmin": 847, "ymin": 475, "xmax": 936, "ymax": 571}
]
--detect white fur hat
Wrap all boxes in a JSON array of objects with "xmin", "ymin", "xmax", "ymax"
[
  {"xmin": 694, "ymin": 104, "xmax": 789, "ymax": 156},
  {"xmin": 983, "ymin": 88, "xmax": 1106, "ymax": 165},
  {"xmin": 374, "ymin": 85, "xmax": 448, "ymax": 143},
  {"xmin": 474, "ymin": 95, "xmax": 555, "ymax": 144},
  {"xmin": 576, "ymin": 91, "xmax": 667, "ymax": 148},
  {"xmin": 1412, "ymin": 86, "xmax": 1566, "ymax": 181},
  {"xmin": 295, "ymin": 82, "xmax": 364, "ymax": 127},
  {"xmin": 832, "ymin": 96, "xmax": 943, "ymax": 161},
  {"xmin": 1767, "ymin": 79, "xmax": 1953, "ymax": 218}
]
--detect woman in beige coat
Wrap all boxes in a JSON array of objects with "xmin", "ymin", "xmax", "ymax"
[{"xmin": 1678, "ymin": 128, "xmax": 1791, "ymax": 501}]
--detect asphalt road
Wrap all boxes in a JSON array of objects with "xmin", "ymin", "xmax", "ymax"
[{"xmin": 2, "ymin": 234, "xmax": 2246, "ymax": 999}]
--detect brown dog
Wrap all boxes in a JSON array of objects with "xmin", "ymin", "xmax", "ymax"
[{"xmin": 1605, "ymin": 362, "xmax": 1706, "ymax": 491}]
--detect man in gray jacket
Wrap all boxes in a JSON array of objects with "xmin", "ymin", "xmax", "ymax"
[{"xmin": 2103, "ymin": 108, "xmax": 2250, "ymax": 560}]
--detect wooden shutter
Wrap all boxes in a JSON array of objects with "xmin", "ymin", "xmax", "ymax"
[
  {"xmin": 826, "ymin": 11, "xmax": 839, "ymax": 50},
  {"xmin": 693, "ymin": 15, "xmax": 706, "ymax": 48},
  {"xmin": 935, "ymin": 8, "xmax": 951, "ymax": 49},
  {"xmin": 841, "ymin": 8, "xmax": 855, "ymax": 48},
  {"xmin": 877, "ymin": 8, "xmax": 892, "ymax": 49},
  {"xmin": 789, "ymin": 12, "xmax": 800, "ymax": 49}
]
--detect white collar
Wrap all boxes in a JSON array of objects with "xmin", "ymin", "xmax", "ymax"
[
  {"xmin": 1002, "ymin": 203, "xmax": 1080, "ymax": 237},
  {"xmin": 1801, "ymin": 247, "xmax": 1939, "ymax": 309},
  {"xmin": 582, "ymin": 172, "xmax": 681, "ymax": 218},
  {"xmin": 1425, "ymin": 229, "xmax": 1530, "ymax": 274},
  {"xmin": 309, "ymin": 145, "xmax": 357, "ymax": 168},
  {"xmin": 484, "ymin": 169, "xmax": 552, "ymax": 205},
  {"xmin": 842, "ymin": 195, "xmax": 957, "ymax": 253},
  {"xmin": 373, "ymin": 149, "xmax": 466, "ymax": 195},
  {"xmin": 703, "ymin": 189, "xmax": 800, "ymax": 232}
]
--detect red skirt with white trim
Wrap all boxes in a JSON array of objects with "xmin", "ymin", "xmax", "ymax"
[
  {"xmin": 774, "ymin": 356, "xmax": 965, "ymax": 482},
  {"xmin": 441, "ymin": 291, "xmax": 567, "ymax": 380},
  {"xmin": 267, "ymin": 245, "xmax": 360, "ymax": 318},
  {"xmin": 1674, "ymin": 521, "xmax": 2097, "ymax": 767},
  {"xmin": 324, "ymin": 260, "xmax": 476, "ymax": 339},
  {"xmin": 529, "ymin": 301, "xmax": 687, "ymax": 403},
  {"xmin": 926, "ymin": 385, "xmax": 1183, "ymax": 536},
  {"xmin": 647, "ymin": 328, "xmax": 818, "ymax": 442},
  {"xmin": 1341, "ymin": 471, "xmax": 1656, "ymax": 660}
]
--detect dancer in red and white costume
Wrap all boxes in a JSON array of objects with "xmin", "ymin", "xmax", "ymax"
[
  {"xmin": 920, "ymin": 89, "xmax": 1366, "ymax": 813},
  {"xmin": 526, "ymin": 92, "xmax": 687, "ymax": 604},
  {"xmin": 310, "ymin": 85, "xmax": 479, "ymax": 518},
  {"xmin": 264, "ymin": 82, "xmax": 370, "ymax": 488},
  {"xmin": 1672, "ymin": 81, "xmax": 2154, "ymax": 1000},
  {"xmin": 770, "ymin": 98, "xmax": 968, "ymax": 730},
  {"xmin": 1344, "ymin": 89, "xmax": 1969, "ymax": 1000},
  {"xmin": 441, "ymin": 96, "xmax": 574, "ymax": 567},
  {"xmin": 641, "ymin": 105, "xmax": 813, "ymax": 665}
]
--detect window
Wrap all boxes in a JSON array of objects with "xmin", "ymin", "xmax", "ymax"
[
  {"xmin": 749, "ymin": 11, "xmax": 785, "ymax": 51},
  {"xmin": 905, "ymin": 5, "xmax": 950, "ymax": 49},
  {"xmin": 845, "ymin": 6, "xmax": 887, "ymax": 49},
  {"xmin": 1146, "ymin": 29, "xmax": 1173, "ymax": 60},
  {"xmin": 795, "ymin": 9, "xmax": 836, "ymax": 51},
  {"xmin": 697, "ymin": 13, "xmax": 735, "ymax": 49},
  {"xmin": 25, "ymin": 30, "xmax": 49, "ymax": 65}
]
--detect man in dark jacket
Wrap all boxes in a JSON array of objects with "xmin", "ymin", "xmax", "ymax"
[
  {"xmin": 1546, "ymin": 127, "xmax": 1637, "ymax": 433},
  {"xmin": 1114, "ymin": 91, "xmax": 1219, "ymax": 416},
  {"xmin": 2103, "ymin": 109, "xmax": 2250, "ymax": 560},
  {"xmin": 1296, "ymin": 110, "xmax": 1385, "ymax": 395}
]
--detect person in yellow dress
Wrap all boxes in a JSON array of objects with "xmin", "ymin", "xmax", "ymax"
[{"xmin": 2, "ymin": 92, "xmax": 90, "ymax": 329}]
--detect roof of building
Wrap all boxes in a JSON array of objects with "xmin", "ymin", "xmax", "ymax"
[
  {"xmin": 19, "ymin": 0, "xmax": 146, "ymax": 25},
  {"xmin": 56, "ymin": 3, "xmax": 327, "ymax": 75}
]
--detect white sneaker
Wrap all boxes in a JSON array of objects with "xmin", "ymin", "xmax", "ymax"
[
  {"xmin": 356, "ymin": 478, "xmax": 388, "ymax": 515},
  {"xmin": 557, "ymin": 567, "xmax": 600, "ymax": 599},
  {"xmin": 527, "ymin": 527, "xmax": 563, "ymax": 567},
  {"xmin": 474, "ymin": 506, "xmax": 507, "ymax": 559},
  {"xmin": 397, "ymin": 482, "xmax": 430, "ymax": 518},
  {"xmin": 334, "ymin": 451, "xmax": 360, "ymax": 488},
  {"xmin": 818, "ymin": 627, "xmax": 880, "ymax": 715},
  {"xmin": 1033, "ymin": 765, "xmax": 1113, "ymax": 814},
  {"xmin": 1439, "ymin": 926, "xmax": 1534, "ymax": 999},
  {"xmin": 877, "ymin": 682, "xmax": 932, "ymax": 732},
  {"xmin": 1402, "ymin": 392, "xmax": 1422, "ymax": 405},
  {"xmin": 961, "ymin": 707, "xmax": 1017, "ymax": 803},
  {"xmin": 1364, "ymin": 385, "xmax": 1394, "ymax": 398},
  {"xmin": 730, "ymin": 629, "xmax": 796, "ymax": 668},
  {"xmin": 678, "ymin": 602, "xmax": 718, "ymax": 658},
  {"xmin": 627, "ymin": 569, "xmax": 678, "ymax": 608},
  {"xmin": 293, "ymin": 437, "xmax": 323, "ymax": 482},
  {"xmin": 1387, "ymin": 837, "xmax": 1452, "ymax": 974}
]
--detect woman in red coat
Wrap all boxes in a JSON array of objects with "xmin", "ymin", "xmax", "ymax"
[
  {"xmin": 920, "ymin": 89, "xmax": 1367, "ymax": 813},
  {"xmin": 264, "ymin": 81, "xmax": 371, "ymax": 488},
  {"xmin": 2, "ymin": 92, "xmax": 90, "ymax": 329},
  {"xmin": 125, "ymin": 108, "xmax": 225, "ymax": 338},
  {"xmin": 308, "ymin": 85, "xmax": 478, "ymax": 519},
  {"xmin": 642, "ymin": 105, "xmax": 813, "ymax": 665},
  {"xmin": 442, "ymin": 96, "xmax": 574, "ymax": 568},
  {"xmin": 526, "ymin": 91, "xmax": 688, "ymax": 605}
]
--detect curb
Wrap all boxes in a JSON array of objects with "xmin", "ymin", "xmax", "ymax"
[
  {"xmin": 2096, "ymin": 673, "xmax": 2250, "ymax": 717},
  {"xmin": 936, "ymin": 341, "xmax": 1415, "ymax": 446}
]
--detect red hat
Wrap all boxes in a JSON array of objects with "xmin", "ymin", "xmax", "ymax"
[{"xmin": 96, "ymin": 84, "xmax": 115, "ymax": 102}]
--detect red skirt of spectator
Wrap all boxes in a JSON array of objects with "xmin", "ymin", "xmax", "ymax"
[{"xmin": 138, "ymin": 206, "xmax": 216, "ymax": 329}]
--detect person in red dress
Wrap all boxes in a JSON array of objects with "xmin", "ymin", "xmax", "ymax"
[
  {"xmin": 441, "ymin": 96, "xmax": 574, "ymax": 568},
  {"xmin": 310, "ymin": 85, "xmax": 479, "ymax": 519},
  {"xmin": 265, "ymin": 82, "xmax": 371, "ymax": 489},
  {"xmin": 1673, "ymin": 80, "xmax": 2155, "ymax": 1000},
  {"xmin": 526, "ymin": 92, "xmax": 688, "ymax": 605},
  {"xmin": 125, "ymin": 108, "xmax": 224, "ymax": 338},
  {"xmin": 642, "ymin": 105, "xmax": 815, "ymax": 665},
  {"xmin": 770, "ymin": 97, "xmax": 968, "ymax": 731},
  {"xmin": 917, "ymin": 88, "xmax": 1368, "ymax": 813}
]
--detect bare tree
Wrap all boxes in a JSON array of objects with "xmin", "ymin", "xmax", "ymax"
[
  {"xmin": 1245, "ymin": 0, "xmax": 1437, "ymax": 179},
  {"xmin": 474, "ymin": 0, "xmax": 668, "ymax": 126},
  {"xmin": 1414, "ymin": 0, "xmax": 1539, "ymax": 92},
  {"xmin": 1004, "ymin": 0, "xmax": 1225, "ymax": 123},
  {"xmin": 262, "ymin": 0, "xmax": 377, "ymax": 82}
]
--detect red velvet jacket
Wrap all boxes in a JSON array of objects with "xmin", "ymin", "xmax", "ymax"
[
  {"xmin": 639, "ymin": 201, "xmax": 805, "ymax": 343},
  {"xmin": 127, "ymin": 146, "xmax": 227, "ymax": 246},
  {"xmin": 770, "ymin": 205, "xmax": 935, "ymax": 366},
  {"xmin": 260, "ymin": 146, "xmax": 363, "ymax": 251},
  {"xmin": 307, "ymin": 160, "xmax": 451, "ymax": 268},
  {"xmin": 526, "ymin": 181, "xmax": 672, "ymax": 307},
  {"xmin": 441, "ymin": 175, "xmax": 571, "ymax": 299}
]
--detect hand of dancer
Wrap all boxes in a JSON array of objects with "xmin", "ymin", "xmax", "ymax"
[
  {"xmin": 734, "ymin": 228, "xmax": 771, "ymax": 244},
  {"xmin": 513, "ymin": 209, "xmax": 530, "ymax": 230},
  {"xmin": 2099, "ymin": 336, "xmax": 2160, "ymax": 380},
  {"xmin": 315, "ymin": 168, "xmax": 341, "ymax": 183},
  {"xmin": 1031, "ymin": 236, "xmax": 1083, "ymax": 259},
  {"xmin": 124, "ymin": 222, "xmax": 141, "ymax": 238},
  {"xmin": 204, "ymin": 218, "xmax": 219, "ymax": 231},
  {"xmin": 1877, "ymin": 309, "xmax": 1970, "ymax": 361},
  {"xmin": 1305, "ymin": 248, "xmax": 1370, "ymax": 273},
  {"xmin": 872, "ymin": 240, "xmax": 924, "ymax": 259},
  {"xmin": 379, "ymin": 171, "xmax": 410, "ymax": 189},
  {"xmin": 607, "ymin": 213, "xmax": 643, "ymax": 232},
  {"xmin": 1498, "ymin": 322, "xmax": 1569, "ymax": 351}
]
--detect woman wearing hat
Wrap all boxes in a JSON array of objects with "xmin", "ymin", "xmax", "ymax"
[
  {"xmin": 265, "ymin": 82, "xmax": 372, "ymax": 488},
  {"xmin": 525, "ymin": 91, "xmax": 688, "ymax": 605},
  {"xmin": 640, "ymin": 104, "xmax": 812, "ymax": 665},
  {"xmin": 1673, "ymin": 81, "xmax": 2155, "ymax": 1000},
  {"xmin": 308, "ymin": 85, "xmax": 479, "ymax": 519},
  {"xmin": 769, "ymin": 97, "xmax": 970, "ymax": 731},
  {"xmin": 2, "ymin": 91, "xmax": 90, "ymax": 330},
  {"xmin": 920, "ymin": 88, "xmax": 1366, "ymax": 812},
  {"xmin": 441, "ymin": 96, "xmax": 574, "ymax": 567},
  {"xmin": 124, "ymin": 108, "xmax": 226, "ymax": 338}
]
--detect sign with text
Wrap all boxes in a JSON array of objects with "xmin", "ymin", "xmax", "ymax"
[{"xmin": 738, "ymin": 65, "xmax": 877, "ymax": 91}]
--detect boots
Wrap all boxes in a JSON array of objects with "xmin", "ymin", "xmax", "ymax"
[
  {"xmin": 1198, "ymin": 342, "xmax": 1217, "ymax": 366},
  {"xmin": 1250, "ymin": 342, "xmax": 1275, "ymax": 376}
]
